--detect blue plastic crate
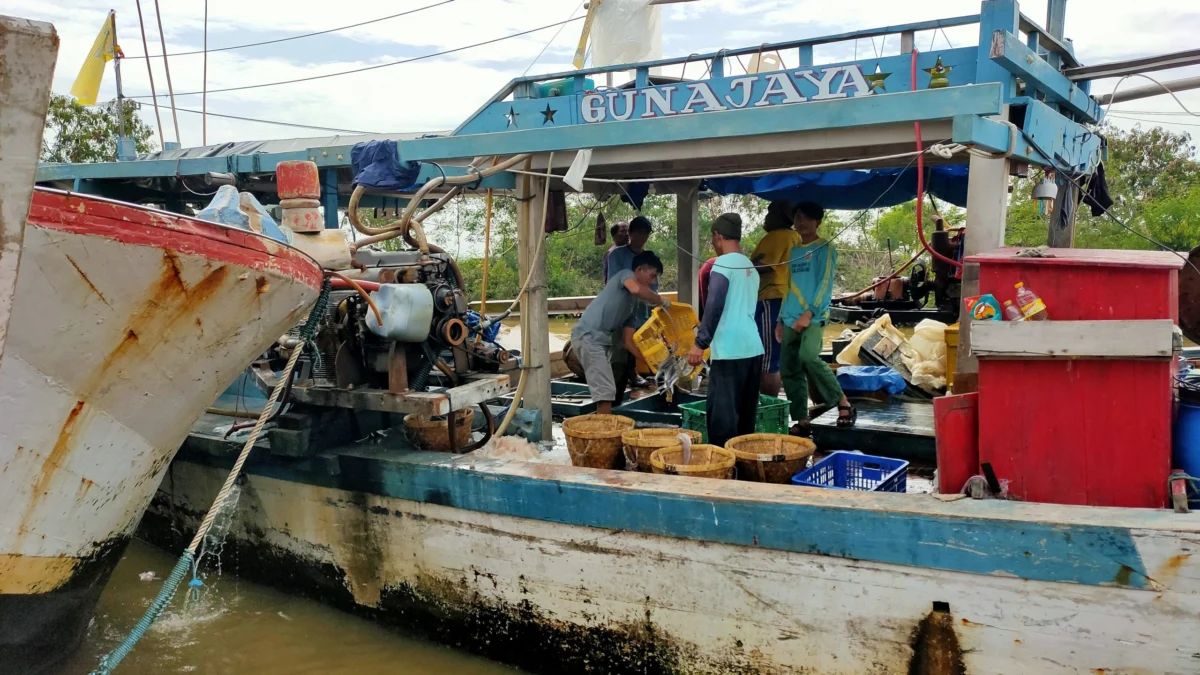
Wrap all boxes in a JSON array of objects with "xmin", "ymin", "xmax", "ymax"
[{"xmin": 791, "ymin": 451, "xmax": 908, "ymax": 492}]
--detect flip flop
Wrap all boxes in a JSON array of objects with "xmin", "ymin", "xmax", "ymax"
[{"xmin": 836, "ymin": 405, "xmax": 857, "ymax": 428}]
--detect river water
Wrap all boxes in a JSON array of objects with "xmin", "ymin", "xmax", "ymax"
[{"xmin": 62, "ymin": 540, "xmax": 520, "ymax": 675}]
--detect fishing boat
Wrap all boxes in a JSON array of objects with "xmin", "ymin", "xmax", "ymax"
[
  {"xmin": 0, "ymin": 18, "xmax": 324, "ymax": 673},
  {"xmin": 42, "ymin": 1, "xmax": 1200, "ymax": 673}
]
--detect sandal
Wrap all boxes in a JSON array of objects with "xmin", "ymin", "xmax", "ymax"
[
  {"xmin": 789, "ymin": 421, "xmax": 812, "ymax": 438},
  {"xmin": 836, "ymin": 405, "xmax": 857, "ymax": 428}
]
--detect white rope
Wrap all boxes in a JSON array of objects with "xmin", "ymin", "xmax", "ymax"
[
  {"xmin": 1106, "ymin": 73, "xmax": 1200, "ymax": 118},
  {"xmin": 186, "ymin": 344, "xmax": 305, "ymax": 553}
]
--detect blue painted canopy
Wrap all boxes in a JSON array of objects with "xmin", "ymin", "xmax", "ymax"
[
  {"xmin": 704, "ymin": 165, "xmax": 969, "ymax": 210},
  {"xmin": 351, "ymin": 140, "xmax": 421, "ymax": 191}
]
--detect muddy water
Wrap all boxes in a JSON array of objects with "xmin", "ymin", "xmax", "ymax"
[{"xmin": 62, "ymin": 540, "xmax": 521, "ymax": 675}]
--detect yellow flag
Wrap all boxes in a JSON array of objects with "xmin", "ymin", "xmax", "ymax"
[{"xmin": 70, "ymin": 12, "xmax": 117, "ymax": 106}]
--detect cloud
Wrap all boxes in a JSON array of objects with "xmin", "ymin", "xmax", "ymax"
[{"xmin": 14, "ymin": 0, "xmax": 1200, "ymax": 146}]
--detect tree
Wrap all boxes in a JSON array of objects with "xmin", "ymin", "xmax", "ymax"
[
  {"xmin": 41, "ymin": 94, "xmax": 156, "ymax": 163},
  {"xmin": 1005, "ymin": 124, "xmax": 1200, "ymax": 251}
]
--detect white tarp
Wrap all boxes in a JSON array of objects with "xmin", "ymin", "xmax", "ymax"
[{"xmin": 591, "ymin": 0, "xmax": 663, "ymax": 67}]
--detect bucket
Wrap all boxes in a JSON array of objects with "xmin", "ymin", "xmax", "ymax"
[
  {"xmin": 621, "ymin": 428, "xmax": 702, "ymax": 472},
  {"xmin": 1174, "ymin": 402, "xmax": 1200, "ymax": 507},
  {"xmin": 563, "ymin": 414, "xmax": 636, "ymax": 469},
  {"xmin": 650, "ymin": 444, "xmax": 736, "ymax": 479},
  {"xmin": 404, "ymin": 409, "xmax": 474, "ymax": 453},
  {"xmin": 725, "ymin": 433, "xmax": 815, "ymax": 483}
]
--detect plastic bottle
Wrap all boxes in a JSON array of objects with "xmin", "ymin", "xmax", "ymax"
[
  {"xmin": 1014, "ymin": 282, "xmax": 1048, "ymax": 321},
  {"xmin": 1003, "ymin": 300, "xmax": 1024, "ymax": 321}
]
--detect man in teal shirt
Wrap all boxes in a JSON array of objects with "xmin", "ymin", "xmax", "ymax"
[
  {"xmin": 687, "ymin": 213, "xmax": 763, "ymax": 447},
  {"xmin": 776, "ymin": 201, "xmax": 854, "ymax": 434}
]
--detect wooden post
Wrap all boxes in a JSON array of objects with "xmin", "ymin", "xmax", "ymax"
[
  {"xmin": 1045, "ymin": 0, "xmax": 1067, "ymax": 70},
  {"xmin": 676, "ymin": 184, "xmax": 700, "ymax": 306},
  {"xmin": 321, "ymin": 169, "xmax": 339, "ymax": 230},
  {"xmin": 517, "ymin": 158, "xmax": 553, "ymax": 439},
  {"xmin": 955, "ymin": 155, "xmax": 1010, "ymax": 393}
]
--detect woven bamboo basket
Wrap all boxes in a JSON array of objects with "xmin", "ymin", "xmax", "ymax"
[
  {"xmin": 725, "ymin": 433, "xmax": 816, "ymax": 483},
  {"xmin": 563, "ymin": 414, "xmax": 636, "ymax": 469},
  {"xmin": 650, "ymin": 444, "xmax": 736, "ymax": 479},
  {"xmin": 621, "ymin": 428, "xmax": 702, "ymax": 472},
  {"xmin": 404, "ymin": 409, "xmax": 475, "ymax": 453}
]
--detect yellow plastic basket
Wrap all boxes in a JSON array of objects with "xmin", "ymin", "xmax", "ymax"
[{"xmin": 632, "ymin": 303, "xmax": 708, "ymax": 379}]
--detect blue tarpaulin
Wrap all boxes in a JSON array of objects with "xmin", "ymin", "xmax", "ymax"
[
  {"xmin": 835, "ymin": 366, "xmax": 908, "ymax": 396},
  {"xmin": 195, "ymin": 185, "xmax": 290, "ymax": 243},
  {"xmin": 351, "ymin": 140, "xmax": 421, "ymax": 191},
  {"xmin": 704, "ymin": 165, "xmax": 969, "ymax": 210}
]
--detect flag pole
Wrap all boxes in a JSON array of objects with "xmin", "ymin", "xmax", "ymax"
[{"xmin": 109, "ymin": 10, "xmax": 131, "ymax": 159}]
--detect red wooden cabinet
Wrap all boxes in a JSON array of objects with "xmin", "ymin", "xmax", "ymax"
[{"xmin": 966, "ymin": 248, "xmax": 1182, "ymax": 507}]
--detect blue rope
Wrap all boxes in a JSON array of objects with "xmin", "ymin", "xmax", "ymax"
[{"xmin": 91, "ymin": 551, "xmax": 194, "ymax": 675}]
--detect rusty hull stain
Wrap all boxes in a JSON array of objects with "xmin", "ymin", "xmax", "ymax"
[
  {"xmin": 17, "ymin": 400, "xmax": 87, "ymax": 536},
  {"xmin": 908, "ymin": 606, "xmax": 965, "ymax": 675},
  {"xmin": 64, "ymin": 254, "xmax": 111, "ymax": 307},
  {"xmin": 14, "ymin": 252, "xmax": 232, "ymax": 546}
]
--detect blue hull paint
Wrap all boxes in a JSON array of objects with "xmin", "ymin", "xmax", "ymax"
[{"xmin": 179, "ymin": 441, "xmax": 1152, "ymax": 590}]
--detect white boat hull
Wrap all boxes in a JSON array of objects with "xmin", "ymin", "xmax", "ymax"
[
  {"xmin": 0, "ymin": 190, "xmax": 322, "ymax": 672},
  {"xmin": 142, "ymin": 450, "xmax": 1200, "ymax": 675}
]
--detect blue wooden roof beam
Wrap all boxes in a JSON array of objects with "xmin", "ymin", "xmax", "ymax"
[
  {"xmin": 404, "ymin": 84, "xmax": 1005, "ymax": 163},
  {"xmin": 989, "ymin": 29, "xmax": 1101, "ymax": 123}
]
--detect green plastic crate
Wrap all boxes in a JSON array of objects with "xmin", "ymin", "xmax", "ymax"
[{"xmin": 680, "ymin": 395, "xmax": 790, "ymax": 443}]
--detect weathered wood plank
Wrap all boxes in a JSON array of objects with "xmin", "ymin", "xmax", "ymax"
[
  {"xmin": 972, "ymin": 320, "xmax": 1176, "ymax": 359},
  {"xmin": 292, "ymin": 374, "xmax": 511, "ymax": 416}
]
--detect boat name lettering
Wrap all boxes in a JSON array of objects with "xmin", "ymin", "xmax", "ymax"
[{"xmin": 580, "ymin": 65, "xmax": 873, "ymax": 124}]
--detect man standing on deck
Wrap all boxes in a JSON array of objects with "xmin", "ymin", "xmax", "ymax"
[
  {"xmin": 601, "ymin": 220, "xmax": 630, "ymax": 282},
  {"xmin": 605, "ymin": 215, "xmax": 656, "ymax": 402},
  {"xmin": 573, "ymin": 251, "xmax": 670, "ymax": 415},
  {"xmin": 687, "ymin": 213, "xmax": 763, "ymax": 448},
  {"xmin": 749, "ymin": 200, "xmax": 801, "ymax": 395}
]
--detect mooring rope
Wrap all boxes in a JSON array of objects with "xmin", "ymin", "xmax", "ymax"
[{"xmin": 91, "ymin": 278, "xmax": 332, "ymax": 675}]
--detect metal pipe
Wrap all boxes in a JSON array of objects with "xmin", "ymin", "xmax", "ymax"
[
  {"xmin": 133, "ymin": 0, "xmax": 164, "ymax": 148},
  {"xmin": 151, "ymin": 0, "xmax": 182, "ymax": 145},
  {"xmin": 202, "ymin": 0, "xmax": 208, "ymax": 145},
  {"xmin": 1067, "ymin": 48, "xmax": 1200, "ymax": 82}
]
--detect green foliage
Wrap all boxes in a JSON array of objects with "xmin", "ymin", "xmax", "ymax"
[
  {"xmin": 1006, "ymin": 124, "xmax": 1199, "ymax": 251},
  {"xmin": 41, "ymin": 94, "xmax": 156, "ymax": 163}
]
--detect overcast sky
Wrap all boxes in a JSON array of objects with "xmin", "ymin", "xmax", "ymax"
[{"xmin": 13, "ymin": 0, "xmax": 1200, "ymax": 150}]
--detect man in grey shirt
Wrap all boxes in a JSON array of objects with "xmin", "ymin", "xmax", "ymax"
[{"xmin": 572, "ymin": 251, "xmax": 669, "ymax": 414}]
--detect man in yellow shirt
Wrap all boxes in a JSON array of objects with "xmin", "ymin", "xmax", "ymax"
[{"xmin": 750, "ymin": 200, "xmax": 801, "ymax": 396}]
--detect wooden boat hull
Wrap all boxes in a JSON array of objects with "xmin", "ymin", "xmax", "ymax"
[
  {"xmin": 0, "ymin": 190, "xmax": 322, "ymax": 673},
  {"xmin": 142, "ymin": 444, "xmax": 1200, "ymax": 675}
]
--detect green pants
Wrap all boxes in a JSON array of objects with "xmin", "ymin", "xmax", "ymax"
[{"xmin": 780, "ymin": 324, "xmax": 844, "ymax": 422}]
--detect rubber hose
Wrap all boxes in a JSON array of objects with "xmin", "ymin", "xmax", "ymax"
[{"xmin": 459, "ymin": 403, "xmax": 495, "ymax": 454}]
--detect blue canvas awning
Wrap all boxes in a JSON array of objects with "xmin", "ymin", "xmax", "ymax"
[{"xmin": 703, "ymin": 165, "xmax": 969, "ymax": 210}]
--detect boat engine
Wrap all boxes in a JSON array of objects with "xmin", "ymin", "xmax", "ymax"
[{"xmin": 290, "ymin": 248, "xmax": 512, "ymax": 393}]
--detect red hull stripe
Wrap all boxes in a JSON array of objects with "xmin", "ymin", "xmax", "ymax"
[{"xmin": 28, "ymin": 189, "xmax": 323, "ymax": 289}]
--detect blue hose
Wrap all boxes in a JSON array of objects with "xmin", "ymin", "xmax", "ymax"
[{"xmin": 90, "ymin": 551, "xmax": 195, "ymax": 675}]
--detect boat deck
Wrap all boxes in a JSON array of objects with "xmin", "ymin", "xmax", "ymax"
[{"xmin": 811, "ymin": 400, "xmax": 936, "ymax": 461}]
